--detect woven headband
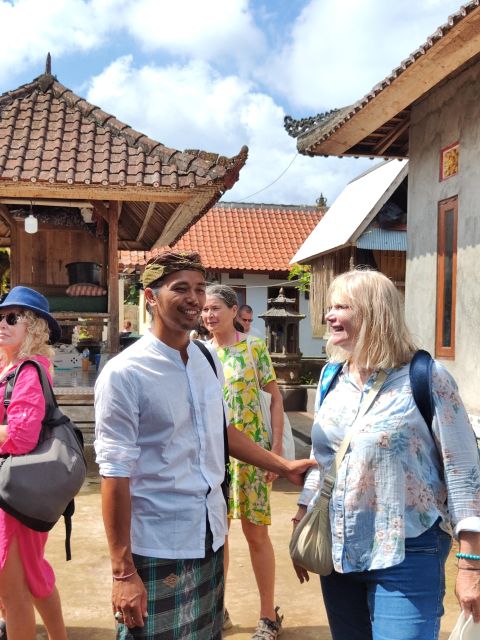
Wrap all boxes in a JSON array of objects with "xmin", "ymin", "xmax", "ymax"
[{"xmin": 141, "ymin": 254, "xmax": 206, "ymax": 289}]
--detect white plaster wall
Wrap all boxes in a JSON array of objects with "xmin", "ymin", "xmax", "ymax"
[
  {"xmin": 220, "ymin": 273, "xmax": 323, "ymax": 357},
  {"xmin": 406, "ymin": 59, "xmax": 480, "ymax": 414}
]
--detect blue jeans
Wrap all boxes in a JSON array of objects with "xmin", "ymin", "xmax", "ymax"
[{"xmin": 320, "ymin": 522, "xmax": 452, "ymax": 640}]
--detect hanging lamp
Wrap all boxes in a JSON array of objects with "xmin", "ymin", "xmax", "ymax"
[{"xmin": 24, "ymin": 202, "xmax": 38, "ymax": 234}]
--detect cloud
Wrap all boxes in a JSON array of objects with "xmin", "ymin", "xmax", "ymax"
[
  {"xmin": 87, "ymin": 54, "xmax": 373, "ymax": 206},
  {"xmin": 0, "ymin": 0, "xmax": 126, "ymax": 84},
  {"xmin": 0, "ymin": 0, "xmax": 462, "ymax": 207},
  {"xmin": 122, "ymin": 0, "xmax": 265, "ymax": 70},
  {"xmin": 87, "ymin": 56, "xmax": 252, "ymax": 152},
  {"xmin": 0, "ymin": 0, "xmax": 265, "ymax": 86},
  {"xmin": 263, "ymin": 0, "xmax": 465, "ymax": 112}
]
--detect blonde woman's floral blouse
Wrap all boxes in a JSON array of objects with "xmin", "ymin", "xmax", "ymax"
[
  {"xmin": 303, "ymin": 361, "xmax": 480, "ymax": 573},
  {"xmin": 214, "ymin": 336, "xmax": 276, "ymax": 525}
]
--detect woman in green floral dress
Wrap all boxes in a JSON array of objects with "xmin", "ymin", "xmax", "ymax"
[{"xmin": 202, "ymin": 284, "xmax": 285, "ymax": 640}]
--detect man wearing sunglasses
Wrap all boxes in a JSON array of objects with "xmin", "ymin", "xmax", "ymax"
[{"xmin": 236, "ymin": 304, "xmax": 264, "ymax": 339}]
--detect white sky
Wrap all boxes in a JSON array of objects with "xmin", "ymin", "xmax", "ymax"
[{"xmin": 0, "ymin": 0, "xmax": 465, "ymax": 206}]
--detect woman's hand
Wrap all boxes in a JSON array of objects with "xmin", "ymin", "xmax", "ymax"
[
  {"xmin": 265, "ymin": 470, "xmax": 278, "ymax": 483},
  {"xmin": 291, "ymin": 505, "xmax": 310, "ymax": 583},
  {"xmin": 456, "ymin": 532, "xmax": 480, "ymax": 622},
  {"xmin": 455, "ymin": 569, "xmax": 480, "ymax": 622}
]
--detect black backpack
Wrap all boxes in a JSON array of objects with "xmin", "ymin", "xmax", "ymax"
[
  {"xmin": 193, "ymin": 340, "xmax": 230, "ymax": 507},
  {"xmin": 0, "ymin": 359, "xmax": 87, "ymax": 560}
]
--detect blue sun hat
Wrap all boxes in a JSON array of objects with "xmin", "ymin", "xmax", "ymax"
[{"xmin": 0, "ymin": 286, "xmax": 61, "ymax": 343}]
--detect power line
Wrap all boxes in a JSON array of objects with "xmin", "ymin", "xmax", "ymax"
[
  {"xmin": 235, "ymin": 152, "xmax": 299, "ymax": 201},
  {"xmin": 205, "ymin": 279, "xmax": 303, "ymax": 289}
]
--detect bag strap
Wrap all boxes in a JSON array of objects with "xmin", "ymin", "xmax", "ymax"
[
  {"xmin": 246, "ymin": 336, "xmax": 262, "ymax": 394},
  {"xmin": 319, "ymin": 352, "xmax": 434, "ymax": 430},
  {"xmin": 409, "ymin": 349, "xmax": 434, "ymax": 432},
  {"xmin": 4, "ymin": 359, "xmax": 57, "ymax": 421},
  {"xmin": 321, "ymin": 370, "xmax": 388, "ymax": 501},
  {"xmin": 193, "ymin": 340, "xmax": 230, "ymax": 493},
  {"xmin": 318, "ymin": 362, "xmax": 343, "ymax": 408},
  {"xmin": 194, "ymin": 339, "xmax": 217, "ymax": 375}
]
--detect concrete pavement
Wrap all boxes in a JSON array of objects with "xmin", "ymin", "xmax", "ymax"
[{"xmin": 36, "ymin": 413, "xmax": 460, "ymax": 639}]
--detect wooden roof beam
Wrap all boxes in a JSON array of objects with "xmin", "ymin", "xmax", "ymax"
[
  {"xmin": 136, "ymin": 202, "xmax": 156, "ymax": 243},
  {"xmin": 92, "ymin": 200, "xmax": 110, "ymax": 223},
  {"xmin": 154, "ymin": 189, "xmax": 218, "ymax": 248},
  {"xmin": 0, "ymin": 182, "xmax": 193, "ymax": 203},
  {"xmin": 0, "ymin": 198, "xmax": 96, "ymax": 208},
  {"xmin": 372, "ymin": 118, "xmax": 410, "ymax": 155}
]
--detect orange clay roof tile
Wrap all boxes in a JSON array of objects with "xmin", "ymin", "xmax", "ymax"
[
  {"xmin": 0, "ymin": 72, "xmax": 248, "ymax": 190},
  {"xmin": 119, "ymin": 202, "xmax": 323, "ymax": 273}
]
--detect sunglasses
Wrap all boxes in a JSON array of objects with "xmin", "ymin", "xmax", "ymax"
[{"xmin": 0, "ymin": 312, "xmax": 25, "ymax": 326}]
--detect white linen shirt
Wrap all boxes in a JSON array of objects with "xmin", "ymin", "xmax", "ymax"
[{"xmin": 94, "ymin": 331, "xmax": 228, "ymax": 559}]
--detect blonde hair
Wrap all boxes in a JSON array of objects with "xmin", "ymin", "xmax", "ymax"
[
  {"xmin": 0, "ymin": 310, "xmax": 55, "ymax": 367},
  {"xmin": 326, "ymin": 268, "xmax": 417, "ymax": 369}
]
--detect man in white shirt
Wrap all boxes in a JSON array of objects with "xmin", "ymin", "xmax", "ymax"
[{"xmin": 94, "ymin": 251, "xmax": 312, "ymax": 640}]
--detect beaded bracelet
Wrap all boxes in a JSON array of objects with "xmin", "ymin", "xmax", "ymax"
[
  {"xmin": 112, "ymin": 569, "xmax": 138, "ymax": 581},
  {"xmin": 456, "ymin": 552, "xmax": 480, "ymax": 561}
]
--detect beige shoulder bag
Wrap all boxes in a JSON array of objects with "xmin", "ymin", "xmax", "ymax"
[{"xmin": 289, "ymin": 370, "xmax": 387, "ymax": 576}]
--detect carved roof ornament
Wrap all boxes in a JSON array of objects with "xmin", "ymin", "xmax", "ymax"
[
  {"xmin": 284, "ymin": 108, "xmax": 342, "ymax": 138},
  {"xmin": 260, "ymin": 287, "xmax": 305, "ymax": 320}
]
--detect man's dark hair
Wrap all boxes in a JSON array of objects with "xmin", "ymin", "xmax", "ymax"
[{"xmin": 238, "ymin": 304, "xmax": 253, "ymax": 314}]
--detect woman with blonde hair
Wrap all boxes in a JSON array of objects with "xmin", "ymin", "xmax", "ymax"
[
  {"xmin": 0, "ymin": 286, "xmax": 67, "ymax": 640},
  {"xmin": 292, "ymin": 268, "xmax": 480, "ymax": 640},
  {"xmin": 202, "ymin": 284, "xmax": 284, "ymax": 640}
]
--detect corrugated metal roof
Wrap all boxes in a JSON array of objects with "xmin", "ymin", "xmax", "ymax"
[{"xmin": 357, "ymin": 228, "xmax": 406, "ymax": 251}]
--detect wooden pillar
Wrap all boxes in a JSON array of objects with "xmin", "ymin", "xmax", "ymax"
[
  {"xmin": 0, "ymin": 205, "xmax": 17, "ymax": 287},
  {"xmin": 349, "ymin": 245, "xmax": 356, "ymax": 269},
  {"xmin": 107, "ymin": 201, "xmax": 120, "ymax": 354}
]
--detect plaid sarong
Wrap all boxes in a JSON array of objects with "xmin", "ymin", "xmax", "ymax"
[{"xmin": 117, "ymin": 535, "xmax": 224, "ymax": 640}]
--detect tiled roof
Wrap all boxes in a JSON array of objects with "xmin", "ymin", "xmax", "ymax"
[
  {"xmin": 119, "ymin": 202, "xmax": 323, "ymax": 273},
  {"xmin": 0, "ymin": 68, "xmax": 247, "ymax": 190},
  {"xmin": 285, "ymin": 0, "xmax": 480, "ymax": 156}
]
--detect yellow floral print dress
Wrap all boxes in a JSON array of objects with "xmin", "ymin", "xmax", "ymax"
[{"xmin": 214, "ymin": 336, "xmax": 276, "ymax": 525}]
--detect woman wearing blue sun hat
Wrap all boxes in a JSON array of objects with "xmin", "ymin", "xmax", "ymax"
[{"xmin": 0, "ymin": 286, "xmax": 66, "ymax": 640}]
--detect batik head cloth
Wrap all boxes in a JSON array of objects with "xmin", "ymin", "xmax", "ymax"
[{"xmin": 141, "ymin": 251, "xmax": 206, "ymax": 289}]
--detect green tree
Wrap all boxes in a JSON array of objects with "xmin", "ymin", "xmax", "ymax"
[
  {"xmin": 288, "ymin": 264, "xmax": 311, "ymax": 293},
  {"xmin": 123, "ymin": 279, "xmax": 140, "ymax": 305}
]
